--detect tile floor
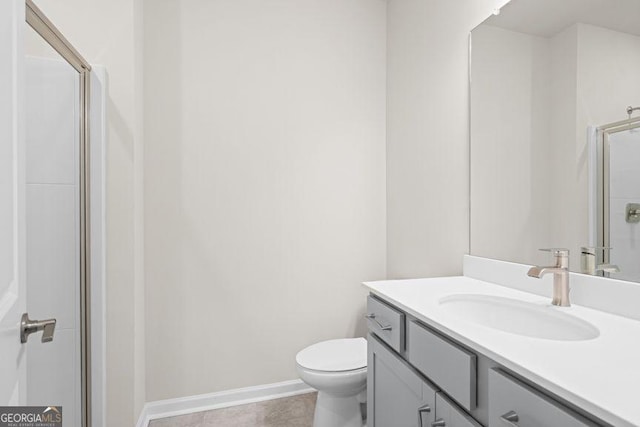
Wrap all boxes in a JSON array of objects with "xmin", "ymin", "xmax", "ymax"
[{"xmin": 148, "ymin": 392, "xmax": 317, "ymax": 427}]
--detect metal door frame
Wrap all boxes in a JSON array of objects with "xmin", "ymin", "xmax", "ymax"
[
  {"xmin": 597, "ymin": 116, "xmax": 640, "ymax": 265},
  {"xmin": 25, "ymin": 1, "xmax": 92, "ymax": 426}
]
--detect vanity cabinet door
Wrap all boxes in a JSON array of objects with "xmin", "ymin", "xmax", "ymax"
[
  {"xmin": 368, "ymin": 333, "xmax": 437, "ymax": 427},
  {"xmin": 488, "ymin": 369, "xmax": 599, "ymax": 427},
  {"xmin": 433, "ymin": 393, "xmax": 483, "ymax": 427}
]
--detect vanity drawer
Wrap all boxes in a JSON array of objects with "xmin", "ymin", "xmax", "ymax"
[
  {"xmin": 488, "ymin": 369, "xmax": 599, "ymax": 427},
  {"xmin": 407, "ymin": 321, "xmax": 477, "ymax": 411},
  {"xmin": 366, "ymin": 295, "xmax": 405, "ymax": 353}
]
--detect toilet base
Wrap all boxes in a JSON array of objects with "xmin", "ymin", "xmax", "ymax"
[{"xmin": 313, "ymin": 392, "xmax": 363, "ymax": 427}]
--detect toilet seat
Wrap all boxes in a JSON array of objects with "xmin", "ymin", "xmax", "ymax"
[{"xmin": 296, "ymin": 338, "xmax": 367, "ymax": 372}]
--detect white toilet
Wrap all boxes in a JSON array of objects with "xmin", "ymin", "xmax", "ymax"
[{"xmin": 296, "ymin": 338, "xmax": 367, "ymax": 427}]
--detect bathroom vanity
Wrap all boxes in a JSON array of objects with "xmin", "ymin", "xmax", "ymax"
[
  {"xmin": 364, "ymin": 256, "xmax": 640, "ymax": 427},
  {"xmin": 373, "ymin": 1, "xmax": 640, "ymax": 425}
]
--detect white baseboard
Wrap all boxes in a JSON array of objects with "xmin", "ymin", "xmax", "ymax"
[{"xmin": 136, "ymin": 379, "xmax": 314, "ymax": 427}]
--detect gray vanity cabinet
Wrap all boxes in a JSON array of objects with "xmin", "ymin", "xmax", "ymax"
[
  {"xmin": 366, "ymin": 294, "xmax": 607, "ymax": 427},
  {"xmin": 368, "ymin": 333, "xmax": 437, "ymax": 427}
]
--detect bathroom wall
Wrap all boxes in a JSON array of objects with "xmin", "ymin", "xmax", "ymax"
[
  {"xmin": 470, "ymin": 23, "xmax": 582, "ymax": 268},
  {"xmin": 576, "ymin": 24, "xmax": 640, "ymax": 137},
  {"xmin": 386, "ymin": 0, "xmax": 508, "ymax": 278},
  {"xmin": 143, "ymin": 0, "xmax": 387, "ymax": 401},
  {"xmin": 548, "ymin": 26, "xmax": 580, "ymax": 264},
  {"xmin": 470, "ymin": 25, "xmax": 554, "ymax": 266},
  {"xmin": 30, "ymin": 1, "xmax": 146, "ymax": 426}
]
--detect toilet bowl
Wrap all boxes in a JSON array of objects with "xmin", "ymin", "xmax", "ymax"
[{"xmin": 296, "ymin": 338, "xmax": 367, "ymax": 427}]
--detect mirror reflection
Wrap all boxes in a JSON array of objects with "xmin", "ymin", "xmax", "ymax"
[{"xmin": 470, "ymin": 0, "xmax": 640, "ymax": 281}]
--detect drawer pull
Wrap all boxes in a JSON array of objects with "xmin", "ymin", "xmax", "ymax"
[
  {"xmin": 432, "ymin": 419, "xmax": 446, "ymax": 427},
  {"xmin": 500, "ymin": 410, "xmax": 519, "ymax": 426},
  {"xmin": 418, "ymin": 404, "xmax": 431, "ymax": 413},
  {"xmin": 365, "ymin": 313, "xmax": 393, "ymax": 331},
  {"xmin": 418, "ymin": 404, "xmax": 431, "ymax": 426}
]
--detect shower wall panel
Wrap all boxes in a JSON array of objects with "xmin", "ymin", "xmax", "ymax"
[{"xmin": 25, "ymin": 56, "xmax": 81, "ymax": 427}]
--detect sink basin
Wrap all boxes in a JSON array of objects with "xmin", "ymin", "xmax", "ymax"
[{"xmin": 439, "ymin": 294, "xmax": 599, "ymax": 341}]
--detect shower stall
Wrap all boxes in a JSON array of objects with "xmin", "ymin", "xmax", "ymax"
[
  {"xmin": 0, "ymin": 1, "xmax": 105, "ymax": 426},
  {"xmin": 593, "ymin": 109, "xmax": 640, "ymax": 282}
]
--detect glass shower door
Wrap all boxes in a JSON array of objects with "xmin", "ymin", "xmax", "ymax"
[
  {"xmin": 23, "ymin": 16, "xmax": 82, "ymax": 427},
  {"xmin": 17, "ymin": 1, "xmax": 92, "ymax": 424},
  {"xmin": 607, "ymin": 126, "xmax": 640, "ymax": 281}
]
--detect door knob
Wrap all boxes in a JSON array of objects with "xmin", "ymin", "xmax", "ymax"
[{"xmin": 20, "ymin": 313, "xmax": 56, "ymax": 344}]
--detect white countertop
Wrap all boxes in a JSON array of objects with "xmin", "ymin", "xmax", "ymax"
[{"xmin": 363, "ymin": 276, "xmax": 640, "ymax": 427}]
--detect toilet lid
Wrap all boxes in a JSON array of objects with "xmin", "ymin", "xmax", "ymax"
[{"xmin": 296, "ymin": 338, "xmax": 367, "ymax": 372}]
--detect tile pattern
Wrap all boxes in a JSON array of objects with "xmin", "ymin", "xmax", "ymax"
[{"xmin": 149, "ymin": 392, "xmax": 317, "ymax": 427}]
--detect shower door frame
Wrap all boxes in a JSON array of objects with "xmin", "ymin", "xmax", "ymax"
[
  {"xmin": 597, "ymin": 116, "xmax": 640, "ymax": 265},
  {"xmin": 25, "ymin": 1, "xmax": 93, "ymax": 426}
]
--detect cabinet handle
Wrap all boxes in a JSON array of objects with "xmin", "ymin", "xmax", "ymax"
[
  {"xmin": 431, "ymin": 419, "xmax": 446, "ymax": 427},
  {"xmin": 418, "ymin": 404, "xmax": 431, "ymax": 427},
  {"xmin": 365, "ymin": 313, "xmax": 392, "ymax": 331},
  {"xmin": 500, "ymin": 410, "xmax": 519, "ymax": 426}
]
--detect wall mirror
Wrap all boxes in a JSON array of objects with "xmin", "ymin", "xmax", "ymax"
[{"xmin": 470, "ymin": 0, "xmax": 640, "ymax": 281}]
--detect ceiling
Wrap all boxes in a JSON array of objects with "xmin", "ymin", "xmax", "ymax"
[{"xmin": 480, "ymin": 0, "xmax": 640, "ymax": 37}]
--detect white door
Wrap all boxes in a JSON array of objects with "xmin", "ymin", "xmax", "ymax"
[
  {"xmin": 1, "ymin": 2, "xmax": 83, "ymax": 426},
  {"xmin": 0, "ymin": 0, "xmax": 28, "ymax": 407}
]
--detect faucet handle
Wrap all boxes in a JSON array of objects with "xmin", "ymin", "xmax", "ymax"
[
  {"xmin": 539, "ymin": 248, "xmax": 569, "ymax": 268},
  {"xmin": 539, "ymin": 248, "xmax": 569, "ymax": 257},
  {"xmin": 581, "ymin": 246, "xmax": 611, "ymax": 253}
]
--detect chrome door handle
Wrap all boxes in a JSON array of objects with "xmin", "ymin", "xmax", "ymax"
[
  {"xmin": 364, "ymin": 313, "xmax": 392, "ymax": 331},
  {"xmin": 432, "ymin": 419, "xmax": 446, "ymax": 427},
  {"xmin": 418, "ymin": 404, "xmax": 431, "ymax": 427},
  {"xmin": 20, "ymin": 313, "xmax": 56, "ymax": 344},
  {"xmin": 500, "ymin": 410, "xmax": 519, "ymax": 426}
]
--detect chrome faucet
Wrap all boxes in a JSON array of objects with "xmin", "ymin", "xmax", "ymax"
[
  {"xmin": 580, "ymin": 246, "xmax": 619, "ymax": 276},
  {"xmin": 527, "ymin": 248, "xmax": 570, "ymax": 307}
]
